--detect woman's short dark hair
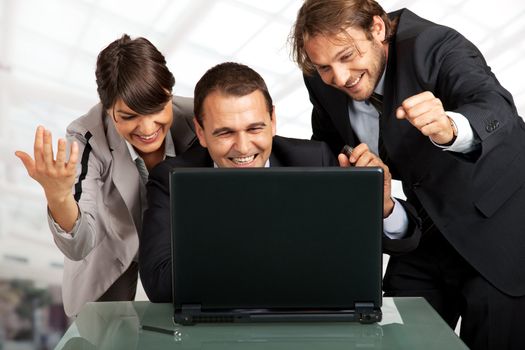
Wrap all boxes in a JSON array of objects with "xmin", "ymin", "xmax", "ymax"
[
  {"xmin": 95, "ymin": 34, "xmax": 174, "ymax": 115},
  {"xmin": 194, "ymin": 62, "xmax": 273, "ymax": 127}
]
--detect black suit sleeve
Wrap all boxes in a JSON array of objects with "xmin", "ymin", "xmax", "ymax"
[
  {"xmin": 139, "ymin": 160, "xmax": 173, "ymax": 302},
  {"xmin": 382, "ymin": 199, "xmax": 422, "ymax": 255},
  {"xmin": 413, "ymin": 26, "xmax": 519, "ymax": 159},
  {"xmin": 320, "ymin": 141, "xmax": 339, "ymax": 166}
]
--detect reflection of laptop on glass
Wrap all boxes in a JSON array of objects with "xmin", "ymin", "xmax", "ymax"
[{"xmin": 170, "ymin": 167, "xmax": 383, "ymax": 325}]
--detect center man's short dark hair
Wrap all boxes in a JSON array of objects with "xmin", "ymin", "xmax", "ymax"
[{"xmin": 193, "ymin": 62, "xmax": 273, "ymax": 127}]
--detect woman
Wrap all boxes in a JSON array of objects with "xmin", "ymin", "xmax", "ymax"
[{"xmin": 15, "ymin": 34, "xmax": 195, "ymax": 317}]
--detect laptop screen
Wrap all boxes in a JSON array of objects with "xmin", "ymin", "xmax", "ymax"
[{"xmin": 170, "ymin": 167, "xmax": 383, "ymax": 321}]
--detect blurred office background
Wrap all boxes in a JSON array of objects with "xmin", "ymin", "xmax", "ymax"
[{"xmin": 1, "ymin": 0, "xmax": 524, "ymax": 348}]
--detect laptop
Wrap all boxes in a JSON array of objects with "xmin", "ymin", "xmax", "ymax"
[{"xmin": 170, "ymin": 167, "xmax": 383, "ymax": 325}]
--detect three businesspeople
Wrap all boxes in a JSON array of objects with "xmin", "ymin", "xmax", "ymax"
[{"xmin": 16, "ymin": 1, "xmax": 525, "ymax": 349}]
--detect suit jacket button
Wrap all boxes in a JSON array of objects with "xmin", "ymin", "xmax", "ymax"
[{"xmin": 485, "ymin": 120, "xmax": 500, "ymax": 132}]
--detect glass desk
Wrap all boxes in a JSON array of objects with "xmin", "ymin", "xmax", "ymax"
[{"xmin": 54, "ymin": 297, "xmax": 467, "ymax": 349}]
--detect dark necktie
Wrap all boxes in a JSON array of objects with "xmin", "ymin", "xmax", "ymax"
[
  {"xmin": 368, "ymin": 92, "xmax": 383, "ymax": 115},
  {"xmin": 367, "ymin": 93, "xmax": 388, "ymax": 161}
]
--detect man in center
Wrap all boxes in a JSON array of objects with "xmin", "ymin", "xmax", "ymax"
[{"xmin": 139, "ymin": 62, "xmax": 421, "ymax": 302}]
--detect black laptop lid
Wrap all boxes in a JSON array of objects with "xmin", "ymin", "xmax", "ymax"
[{"xmin": 170, "ymin": 167, "xmax": 383, "ymax": 320}]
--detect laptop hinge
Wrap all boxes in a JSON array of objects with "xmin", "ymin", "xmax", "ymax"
[
  {"xmin": 355, "ymin": 302, "xmax": 381, "ymax": 324},
  {"xmin": 178, "ymin": 304, "xmax": 239, "ymax": 325},
  {"xmin": 177, "ymin": 304, "xmax": 202, "ymax": 325}
]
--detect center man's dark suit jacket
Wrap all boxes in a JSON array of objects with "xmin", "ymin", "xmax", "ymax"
[
  {"xmin": 304, "ymin": 9, "xmax": 525, "ymax": 296},
  {"xmin": 139, "ymin": 135, "xmax": 421, "ymax": 302}
]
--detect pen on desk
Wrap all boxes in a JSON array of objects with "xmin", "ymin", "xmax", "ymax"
[{"xmin": 141, "ymin": 324, "xmax": 175, "ymax": 336}]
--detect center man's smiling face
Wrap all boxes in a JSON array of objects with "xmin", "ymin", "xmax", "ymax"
[{"xmin": 194, "ymin": 89, "xmax": 276, "ymax": 168}]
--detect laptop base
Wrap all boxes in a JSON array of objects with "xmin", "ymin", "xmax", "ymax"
[{"xmin": 174, "ymin": 303, "xmax": 382, "ymax": 326}]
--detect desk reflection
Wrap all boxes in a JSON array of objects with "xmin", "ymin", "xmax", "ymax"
[{"xmin": 56, "ymin": 298, "xmax": 467, "ymax": 350}]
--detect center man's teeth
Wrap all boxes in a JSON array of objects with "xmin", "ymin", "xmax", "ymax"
[{"xmin": 233, "ymin": 155, "xmax": 255, "ymax": 164}]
